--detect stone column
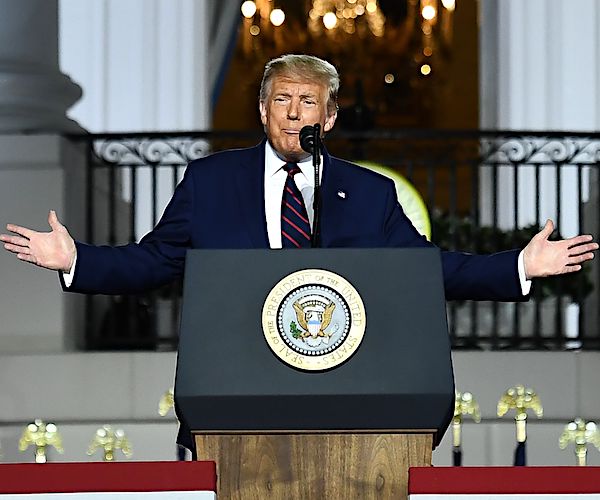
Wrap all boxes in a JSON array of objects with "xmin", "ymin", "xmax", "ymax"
[
  {"xmin": 0, "ymin": 0, "xmax": 86, "ymax": 352},
  {"xmin": 0, "ymin": 0, "xmax": 82, "ymax": 132},
  {"xmin": 59, "ymin": 0, "xmax": 210, "ymax": 133},
  {"xmin": 480, "ymin": 0, "xmax": 600, "ymax": 132}
]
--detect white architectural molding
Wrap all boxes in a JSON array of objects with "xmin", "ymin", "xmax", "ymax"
[
  {"xmin": 59, "ymin": 0, "xmax": 210, "ymax": 132},
  {"xmin": 0, "ymin": 135, "xmax": 87, "ymax": 353},
  {"xmin": 481, "ymin": 0, "xmax": 600, "ymax": 132},
  {"xmin": 0, "ymin": 0, "xmax": 82, "ymax": 133}
]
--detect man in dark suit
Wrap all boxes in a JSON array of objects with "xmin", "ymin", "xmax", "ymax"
[
  {"xmin": 1, "ymin": 54, "xmax": 597, "ymax": 449},
  {"xmin": 2, "ymin": 54, "xmax": 596, "ymax": 296}
]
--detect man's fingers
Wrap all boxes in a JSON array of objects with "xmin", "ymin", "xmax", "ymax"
[
  {"xmin": 566, "ymin": 234, "xmax": 595, "ymax": 248},
  {"xmin": 16, "ymin": 253, "xmax": 36, "ymax": 264},
  {"xmin": 0, "ymin": 234, "xmax": 29, "ymax": 247},
  {"xmin": 4, "ymin": 242, "xmax": 30, "ymax": 255},
  {"xmin": 568, "ymin": 252, "xmax": 595, "ymax": 265},
  {"xmin": 6, "ymin": 224, "xmax": 35, "ymax": 239},
  {"xmin": 568, "ymin": 242, "xmax": 599, "ymax": 256},
  {"xmin": 562, "ymin": 264, "xmax": 582, "ymax": 274}
]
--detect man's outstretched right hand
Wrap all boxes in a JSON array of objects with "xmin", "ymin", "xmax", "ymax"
[{"xmin": 1, "ymin": 210, "xmax": 76, "ymax": 273}]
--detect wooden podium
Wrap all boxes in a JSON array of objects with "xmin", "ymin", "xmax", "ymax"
[
  {"xmin": 196, "ymin": 432, "xmax": 432, "ymax": 499},
  {"xmin": 176, "ymin": 249, "xmax": 454, "ymax": 500}
]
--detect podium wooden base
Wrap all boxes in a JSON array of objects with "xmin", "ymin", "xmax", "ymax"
[{"xmin": 195, "ymin": 432, "xmax": 433, "ymax": 500}]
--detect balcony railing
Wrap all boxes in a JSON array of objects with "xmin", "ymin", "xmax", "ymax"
[{"xmin": 73, "ymin": 130, "xmax": 600, "ymax": 351}]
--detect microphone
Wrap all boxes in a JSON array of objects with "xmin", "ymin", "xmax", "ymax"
[
  {"xmin": 299, "ymin": 124, "xmax": 321, "ymax": 248},
  {"xmin": 299, "ymin": 125, "xmax": 316, "ymax": 154}
]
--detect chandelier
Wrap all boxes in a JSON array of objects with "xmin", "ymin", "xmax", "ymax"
[
  {"xmin": 234, "ymin": 0, "xmax": 460, "ymax": 127},
  {"xmin": 308, "ymin": 0, "xmax": 386, "ymax": 37},
  {"xmin": 239, "ymin": 0, "xmax": 457, "ymax": 76}
]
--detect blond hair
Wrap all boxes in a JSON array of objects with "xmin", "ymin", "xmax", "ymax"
[{"xmin": 259, "ymin": 54, "xmax": 339, "ymax": 116}]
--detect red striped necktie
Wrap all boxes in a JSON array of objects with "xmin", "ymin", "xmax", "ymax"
[{"xmin": 281, "ymin": 162, "xmax": 312, "ymax": 248}]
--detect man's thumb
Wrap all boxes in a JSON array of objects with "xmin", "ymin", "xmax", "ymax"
[
  {"xmin": 539, "ymin": 219, "xmax": 554, "ymax": 239},
  {"xmin": 48, "ymin": 210, "xmax": 62, "ymax": 231}
]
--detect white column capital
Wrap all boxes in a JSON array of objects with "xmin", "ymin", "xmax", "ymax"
[{"xmin": 0, "ymin": 0, "xmax": 83, "ymax": 133}]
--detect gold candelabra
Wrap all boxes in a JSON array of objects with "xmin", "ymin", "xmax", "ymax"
[
  {"xmin": 87, "ymin": 425, "xmax": 133, "ymax": 462},
  {"xmin": 158, "ymin": 387, "xmax": 175, "ymax": 417},
  {"xmin": 559, "ymin": 418, "xmax": 600, "ymax": 466},
  {"xmin": 18, "ymin": 419, "xmax": 64, "ymax": 463},
  {"xmin": 497, "ymin": 385, "xmax": 543, "ymax": 443},
  {"xmin": 452, "ymin": 391, "xmax": 481, "ymax": 448}
]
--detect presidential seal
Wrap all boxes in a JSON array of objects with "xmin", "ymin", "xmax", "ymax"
[{"xmin": 262, "ymin": 269, "xmax": 366, "ymax": 371}]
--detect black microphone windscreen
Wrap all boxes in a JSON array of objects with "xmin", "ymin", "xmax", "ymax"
[{"xmin": 300, "ymin": 125, "xmax": 315, "ymax": 153}]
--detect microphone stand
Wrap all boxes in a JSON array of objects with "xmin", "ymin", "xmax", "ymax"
[{"xmin": 311, "ymin": 123, "xmax": 321, "ymax": 248}]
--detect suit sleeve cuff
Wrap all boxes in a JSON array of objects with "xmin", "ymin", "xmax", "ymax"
[
  {"xmin": 518, "ymin": 249, "xmax": 532, "ymax": 296},
  {"xmin": 60, "ymin": 252, "xmax": 78, "ymax": 288}
]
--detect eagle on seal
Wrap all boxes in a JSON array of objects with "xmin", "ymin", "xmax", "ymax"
[{"xmin": 292, "ymin": 301, "xmax": 336, "ymax": 340}]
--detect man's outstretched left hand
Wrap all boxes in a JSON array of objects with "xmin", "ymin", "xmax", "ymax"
[{"xmin": 523, "ymin": 219, "xmax": 598, "ymax": 279}]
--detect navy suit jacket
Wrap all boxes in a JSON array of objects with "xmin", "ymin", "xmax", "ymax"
[
  {"xmin": 67, "ymin": 140, "xmax": 524, "ymax": 302},
  {"xmin": 65, "ymin": 139, "xmax": 526, "ymax": 453}
]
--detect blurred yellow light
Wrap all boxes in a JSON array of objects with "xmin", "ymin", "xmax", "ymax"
[
  {"xmin": 323, "ymin": 11, "xmax": 338, "ymax": 29},
  {"xmin": 366, "ymin": 2, "xmax": 378, "ymax": 14},
  {"xmin": 441, "ymin": 0, "xmax": 456, "ymax": 11},
  {"xmin": 270, "ymin": 8, "xmax": 285, "ymax": 26},
  {"xmin": 423, "ymin": 46, "xmax": 433, "ymax": 56},
  {"xmin": 422, "ymin": 24, "xmax": 432, "ymax": 35},
  {"xmin": 422, "ymin": 5, "xmax": 436, "ymax": 20},
  {"xmin": 420, "ymin": 64, "xmax": 432, "ymax": 75},
  {"xmin": 249, "ymin": 24, "xmax": 260, "ymax": 36},
  {"xmin": 355, "ymin": 4, "xmax": 365, "ymax": 15},
  {"xmin": 384, "ymin": 73, "xmax": 395, "ymax": 84},
  {"xmin": 241, "ymin": 1, "xmax": 257, "ymax": 18}
]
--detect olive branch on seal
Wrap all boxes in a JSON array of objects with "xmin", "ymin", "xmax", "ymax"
[{"xmin": 289, "ymin": 321, "xmax": 302, "ymax": 339}]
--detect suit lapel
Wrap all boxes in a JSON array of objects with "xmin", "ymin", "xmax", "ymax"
[
  {"xmin": 235, "ymin": 141, "xmax": 270, "ymax": 248},
  {"xmin": 319, "ymin": 149, "xmax": 347, "ymax": 247},
  {"xmin": 233, "ymin": 141, "xmax": 348, "ymax": 249}
]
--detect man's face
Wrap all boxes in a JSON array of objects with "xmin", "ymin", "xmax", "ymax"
[{"xmin": 259, "ymin": 75, "xmax": 337, "ymax": 162}]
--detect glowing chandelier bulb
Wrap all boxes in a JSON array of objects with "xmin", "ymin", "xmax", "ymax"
[
  {"xmin": 323, "ymin": 11, "xmax": 338, "ymax": 30},
  {"xmin": 366, "ymin": 1, "xmax": 378, "ymax": 14},
  {"xmin": 270, "ymin": 8, "xmax": 285, "ymax": 26},
  {"xmin": 422, "ymin": 5, "xmax": 436, "ymax": 20},
  {"xmin": 441, "ymin": 0, "xmax": 456, "ymax": 11},
  {"xmin": 241, "ymin": 1, "xmax": 257, "ymax": 19}
]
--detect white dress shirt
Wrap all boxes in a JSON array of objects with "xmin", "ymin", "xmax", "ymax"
[
  {"xmin": 264, "ymin": 140, "xmax": 322, "ymax": 249},
  {"xmin": 64, "ymin": 140, "xmax": 530, "ymax": 295}
]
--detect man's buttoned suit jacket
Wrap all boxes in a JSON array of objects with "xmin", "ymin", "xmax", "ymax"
[{"xmin": 65, "ymin": 140, "xmax": 524, "ymax": 452}]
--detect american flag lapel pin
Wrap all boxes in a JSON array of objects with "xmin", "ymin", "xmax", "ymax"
[{"xmin": 337, "ymin": 190, "xmax": 346, "ymax": 199}]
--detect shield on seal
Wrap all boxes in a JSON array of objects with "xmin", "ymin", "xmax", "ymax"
[{"xmin": 306, "ymin": 310, "xmax": 322, "ymax": 336}]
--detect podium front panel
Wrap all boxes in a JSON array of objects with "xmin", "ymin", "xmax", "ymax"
[{"xmin": 175, "ymin": 248, "xmax": 453, "ymax": 437}]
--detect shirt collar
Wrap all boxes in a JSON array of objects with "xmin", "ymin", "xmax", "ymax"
[{"xmin": 265, "ymin": 140, "xmax": 320, "ymax": 187}]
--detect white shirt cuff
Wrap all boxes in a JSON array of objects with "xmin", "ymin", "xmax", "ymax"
[
  {"xmin": 517, "ymin": 250, "xmax": 532, "ymax": 296},
  {"xmin": 61, "ymin": 252, "xmax": 77, "ymax": 288}
]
